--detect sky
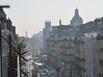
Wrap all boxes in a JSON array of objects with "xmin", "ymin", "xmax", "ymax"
[{"xmin": 0, "ymin": 0, "xmax": 103, "ymax": 37}]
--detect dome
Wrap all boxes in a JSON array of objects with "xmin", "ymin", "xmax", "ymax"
[{"xmin": 70, "ymin": 9, "xmax": 83, "ymax": 27}]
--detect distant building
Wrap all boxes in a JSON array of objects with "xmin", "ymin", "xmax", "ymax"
[
  {"xmin": 43, "ymin": 21, "xmax": 52, "ymax": 54},
  {"xmin": 47, "ymin": 21, "xmax": 84, "ymax": 77},
  {"xmin": 19, "ymin": 30, "xmax": 43, "ymax": 57},
  {"xmin": 45, "ymin": 8, "xmax": 103, "ymax": 77},
  {"xmin": 26, "ymin": 31, "xmax": 43, "ymax": 56},
  {"xmin": 70, "ymin": 8, "xmax": 83, "ymax": 26}
]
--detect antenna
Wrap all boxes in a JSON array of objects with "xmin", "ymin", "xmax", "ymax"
[
  {"xmin": 75, "ymin": 0, "xmax": 78, "ymax": 9},
  {"xmin": 25, "ymin": 30, "xmax": 28, "ymax": 38},
  {"xmin": 59, "ymin": 20, "xmax": 62, "ymax": 26}
]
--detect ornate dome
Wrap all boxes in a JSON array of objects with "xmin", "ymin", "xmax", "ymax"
[{"xmin": 70, "ymin": 9, "xmax": 83, "ymax": 27}]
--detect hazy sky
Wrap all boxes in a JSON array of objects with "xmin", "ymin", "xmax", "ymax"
[{"xmin": 0, "ymin": 0, "xmax": 103, "ymax": 37}]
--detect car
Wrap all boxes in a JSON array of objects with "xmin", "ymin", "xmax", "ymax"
[{"xmin": 43, "ymin": 68, "xmax": 49, "ymax": 73}]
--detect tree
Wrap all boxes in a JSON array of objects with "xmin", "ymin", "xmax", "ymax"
[{"xmin": 15, "ymin": 37, "xmax": 28, "ymax": 77}]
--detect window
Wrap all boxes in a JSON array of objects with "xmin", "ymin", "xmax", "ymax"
[
  {"xmin": 99, "ymin": 48, "xmax": 103, "ymax": 52},
  {"xmin": 97, "ymin": 35, "xmax": 103, "ymax": 40},
  {"xmin": 99, "ymin": 59, "xmax": 103, "ymax": 65}
]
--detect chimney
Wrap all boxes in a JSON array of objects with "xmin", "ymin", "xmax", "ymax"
[{"xmin": 59, "ymin": 20, "xmax": 62, "ymax": 26}]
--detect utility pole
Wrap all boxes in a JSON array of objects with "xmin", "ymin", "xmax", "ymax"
[{"xmin": 0, "ymin": 5, "xmax": 10, "ymax": 77}]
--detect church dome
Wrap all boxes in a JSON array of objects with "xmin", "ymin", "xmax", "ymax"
[{"xmin": 70, "ymin": 9, "xmax": 83, "ymax": 27}]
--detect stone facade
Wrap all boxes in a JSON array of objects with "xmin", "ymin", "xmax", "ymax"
[
  {"xmin": 0, "ymin": 7, "xmax": 17, "ymax": 77},
  {"xmin": 47, "ymin": 24, "xmax": 85, "ymax": 77},
  {"xmin": 46, "ymin": 9, "xmax": 103, "ymax": 77},
  {"xmin": 43, "ymin": 21, "xmax": 52, "ymax": 54}
]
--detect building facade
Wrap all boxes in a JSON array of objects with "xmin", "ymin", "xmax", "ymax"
[
  {"xmin": 46, "ymin": 9, "xmax": 103, "ymax": 77},
  {"xmin": 0, "ymin": 7, "xmax": 17, "ymax": 77},
  {"xmin": 43, "ymin": 21, "xmax": 52, "ymax": 55},
  {"xmin": 47, "ymin": 24, "xmax": 85, "ymax": 77}
]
